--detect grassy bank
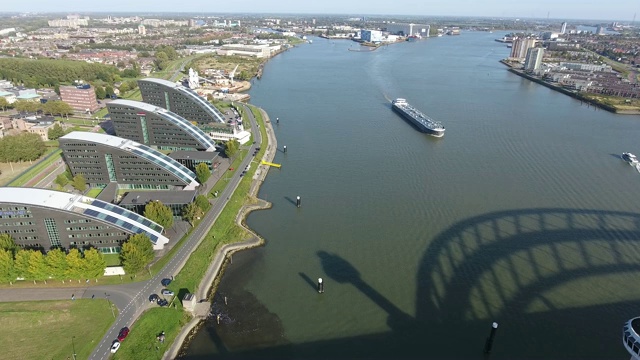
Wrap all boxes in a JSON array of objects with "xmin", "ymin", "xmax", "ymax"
[{"xmin": 0, "ymin": 300, "xmax": 115, "ymax": 360}]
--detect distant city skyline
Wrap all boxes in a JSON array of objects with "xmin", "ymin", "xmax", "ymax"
[{"xmin": 0, "ymin": 0, "xmax": 637, "ymax": 21}]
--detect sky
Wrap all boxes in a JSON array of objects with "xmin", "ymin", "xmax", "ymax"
[{"xmin": 1, "ymin": 0, "xmax": 638, "ymax": 21}]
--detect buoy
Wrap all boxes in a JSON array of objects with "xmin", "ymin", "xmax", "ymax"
[
  {"xmin": 296, "ymin": 196, "xmax": 301, "ymax": 208},
  {"xmin": 284, "ymin": 145, "xmax": 287, "ymax": 153},
  {"xmin": 483, "ymin": 322, "xmax": 499, "ymax": 354},
  {"xmin": 317, "ymin": 278, "xmax": 324, "ymax": 293}
]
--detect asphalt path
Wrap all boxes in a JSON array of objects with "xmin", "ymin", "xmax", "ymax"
[{"xmin": 87, "ymin": 104, "xmax": 262, "ymax": 359}]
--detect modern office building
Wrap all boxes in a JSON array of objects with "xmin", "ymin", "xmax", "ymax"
[
  {"xmin": 510, "ymin": 38, "xmax": 537, "ymax": 60},
  {"xmin": 524, "ymin": 47, "xmax": 544, "ymax": 71},
  {"xmin": 59, "ymin": 84, "xmax": 99, "ymax": 113},
  {"xmin": 138, "ymin": 78, "xmax": 226, "ymax": 125},
  {"xmin": 561, "ymin": 22, "xmax": 567, "ymax": 34},
  {"xmin": 107, "ymin": 99, "xmax": 216, "ymax": 152},
  {"xmin": 0, "ymin": 188, "xmax": 169, "ymax": 251},
  {"xmin": 59, "ymin": 132, "xmax": 199, "ymax": 190}
]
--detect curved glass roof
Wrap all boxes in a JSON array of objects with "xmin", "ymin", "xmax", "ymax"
[
  {"xmin": 140, "ymin": 78, "xmax": 226, "ymax": 123},
  {"xmin": 109, "ymin": 99, "xmax": 215, "ymax": 150},
  {"xmin": 0, "ymin": 188, "xmax": 169, "ymax": 246},
  {"xmin": 61, "ymin": 132, "xmax": 198, "ymax": 186}
]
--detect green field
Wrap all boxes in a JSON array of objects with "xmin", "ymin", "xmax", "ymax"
[{"xmin": 0, "ymin": 300, "xmax": 116, "ymax": 360}]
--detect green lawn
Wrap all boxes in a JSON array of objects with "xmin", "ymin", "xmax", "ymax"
[
  {"xmin": 104, "ymin": 253, "xmax": 121, "ymax": 267},
  {"xmin": 0, "ymin": 300, "xmax": 116, "ymax": 360},
  {"xmin": 85, "ymin": 187, "xmax": 103, "ymax": 198}
]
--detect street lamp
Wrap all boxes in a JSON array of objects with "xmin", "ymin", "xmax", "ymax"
[
  {"xmin": 71, "ymin": 336, "xmax": 76, "ymax": 360},
  {"xmin": 105, "ymin": 292, "xmax": 115, "ymax": 318}
]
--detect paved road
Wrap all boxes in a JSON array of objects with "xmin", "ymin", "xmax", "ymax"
[{"xmin": 87, "ymin": 104, "xmax": 263, "ymax": 360}]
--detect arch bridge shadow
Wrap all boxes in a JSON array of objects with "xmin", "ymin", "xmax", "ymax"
[{"xmin": 185, "ymin": 208, "xmax": 640, "ymax": 359}]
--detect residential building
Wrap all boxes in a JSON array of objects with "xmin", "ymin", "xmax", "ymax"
[
  {"xmin": 59, "ymin": 131, "xmax": 199, "ymax": 190},
  {"xmin": 138, "ymin": 78, "xmax": 226, "ymax": 125},
  {"xmin": 107, "ymin": 99, "xmax": 216, "ymax": 152},
  {"xmin": 524, "ymin": 47, "xmax": 544, "ymax": 71},
  {"xmin": 0, "ymin": 187, "xmax": 169, "ymax": 251},
  {"xmin": 59, "ymin": 85, "xmax": 99, "ymax": 113},
  {"xmin": 138, "ymin": 24, "xmax": 146, "ymax": 35},
  {"xmin": 27, "ymin": 120, "xmax": 56, "ymax": 141},
  {"xmin": 510, "ymin": 38, "xmax": 537, "ymax": 60}
]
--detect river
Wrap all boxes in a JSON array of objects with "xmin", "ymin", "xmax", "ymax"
[{"xmin": 182, "ymin": 31, "xmax": 640, "ymax": 359}]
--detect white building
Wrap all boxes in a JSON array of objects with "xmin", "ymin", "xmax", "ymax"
[{"xmin": 361, "ymin": 30, "xmax": 383, "ymax": 43}]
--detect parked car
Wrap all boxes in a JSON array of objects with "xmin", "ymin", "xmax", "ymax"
[
  {"xmin": 149, "ymin": 294, "xmax": 159, "ymax": 303},
  {"xmin": 161, "ymin": 289, "xmax": 174, "ymax": 297},
  {"xmin": 161, "ymin": 278, "xmax": 171, "ymax": 286},
  {"xmin": 117, "ymin": 327, "xmax": 129, "ymax": 341},
  {"xmin": 157, "ymin": 299, "xmax": 169, "ymax": 307},
  {"xmin": 110, "ymin": 341, "xmax": 121, "ymax": 353}
]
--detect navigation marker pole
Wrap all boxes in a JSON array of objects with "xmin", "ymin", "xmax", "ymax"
[
  {"xmin": 277, "ymin": 117, "xmax": 279, "ymax": 124},
  {"xmin": 296, "ymin": 196, "xmax": 301, "ymax": 208},
  {"xmin": 284, "ymin": 145, "xmax": 287, "ymax": 153},
  {"xmin": 317, "ymin": 278, "xmax": 324, "ymax": 293},
  {"xmin": 483, "ymin": 322, "xmax": 499, "ymax": 354}
]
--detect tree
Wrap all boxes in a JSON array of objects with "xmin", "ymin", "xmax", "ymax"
[
  {"xmin": 95, "ymin": 86, "xmax": 106, "ymax": 100},
  {"xmin": 0, "ymin": 249, "xmax": 14, "ymax": 283},
  {"xmin": 154, "ymin": 51, "xmax": 169, "ymax": 70},
  {"xmin": 119, "ymin": 82, "xmax": 130, "ymax": 93},
  {"xmin": 0, "ymin": 233, "xmax": 17, "ymax": 254},
  {"xmin": 58, "ymin": 101, "xmax": 74, "ymax": 118},
  {"xmin": 182, "ymin": 202, "xmax": 204, "ymax": 226},
  {"xmin": 195, "ymin": 162, "xmax": 211, "ymax": 183},
  {"xmin": 105, "ymin": 85, "xmax": 115, "ymax": 98},
  {"xmin": 14, "ymin": 100, "xmax": 39, "ymax": 113},
  {"xmin": 0, "ymin": 97, "xmax": 7, "ymax": 111},
  {"xmin": 72, "ymin": 174, "xmax": 87, "ymax": 192},
  {"xmin": 65, "ymin": 248, "xmax": 85, "ymax": 279},
  {"xmin": 224, "ymin": 139, "xmax": 239, "ymax": 159},
  {"xmin": 120, "ymin": 233, "xmax": 154, "ymax": 274},
  {"xmin": 13, "ymin": 249, "xmax": 30, "ymax": 279},
  {"xmin": 83, "ymin": 248, "xmax": 106, "ymax": 278},
  {"xmin": 144, "ymin": 201, "xmax": 174, "ymax": 230},
  {"xmin": 194, "ymin": 194, "xmax": 210, "ymax": 212},
  {"xmin": 47, "ymin": 123, "xmax": 65, "ymax": 140},
  {"xmin": 27, "ymin": 250, "xmax": 47, "ymax": 280},
  {"xmin": 54, "ymin": 173, "xmax": 69, "ymax": 188},
  {"xmin": 45, "ymin": 248, "xmax": 68, "ymax": 279}
]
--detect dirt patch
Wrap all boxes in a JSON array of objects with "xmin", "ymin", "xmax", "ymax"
[{"xmin": 0, "ymin": 161, "xmax": 34, "ymax": 186}]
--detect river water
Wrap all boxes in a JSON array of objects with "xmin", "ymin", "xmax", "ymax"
[{"xmin": 183, "ymin": 31, "xmax": 640, "ymax": 359}]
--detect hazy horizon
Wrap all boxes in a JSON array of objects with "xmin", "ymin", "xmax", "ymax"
[{"xmin": 0, "ymin": 0, "xmax": 637, "ymax": 22}]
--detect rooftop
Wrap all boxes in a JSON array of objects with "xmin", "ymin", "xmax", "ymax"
[
  {"xmin": 119, "ymin": 190, "xmax": 197, "ymax": 206},
  {"xmin": 169, "ymin": 150, "xmax": 219, "ymax": 161}
]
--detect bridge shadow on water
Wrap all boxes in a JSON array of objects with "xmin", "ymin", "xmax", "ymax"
[{"xmin": 183, "ymin": 208, "xmax": 640, "ymax": 359}]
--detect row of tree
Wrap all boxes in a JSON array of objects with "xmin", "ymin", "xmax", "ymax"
[
  {"xmin": 0, "ymin": 98, "xmax": 75, "ymax": 118},
  {"xmin": 0, "ymin": 58, "xmax": 120, "ymax": 89},
  {"xmin": 0, "ymin": 133, "xmax": 46, "ymax": 163},
  {"xmin": 0, "ymin": 234, "xmax": 106, "ymax": 283}
]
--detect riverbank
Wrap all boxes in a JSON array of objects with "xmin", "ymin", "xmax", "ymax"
[
  {"xmin": 162, "ymin": 105, "xmax": 278, "ymax": 360},
  {"xmin": 501, "ymin": 60, "xmax": 640, "ymax": 115}
]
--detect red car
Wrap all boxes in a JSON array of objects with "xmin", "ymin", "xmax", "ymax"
[{"xmin": 118, "ymin": 327, "xmax": 130, "ymax": 341}]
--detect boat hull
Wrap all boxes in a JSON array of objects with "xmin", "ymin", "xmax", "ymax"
[{"xmin": 392, "ymin": 105, "xmax": 445, "ymax": 137}]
